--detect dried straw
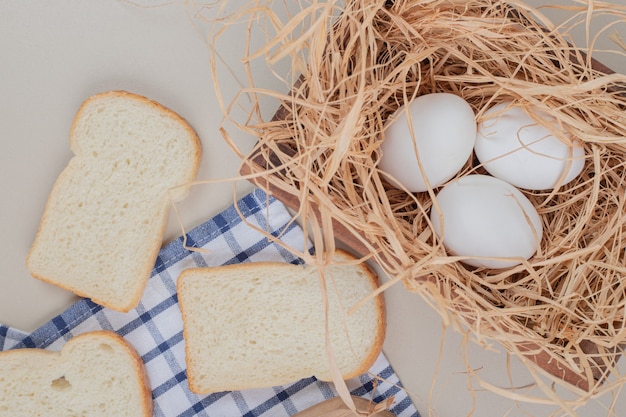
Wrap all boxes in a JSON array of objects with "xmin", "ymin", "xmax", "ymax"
[{"xmin": 205, "ymin": 0, "xmax": 626, "ymax": 412}]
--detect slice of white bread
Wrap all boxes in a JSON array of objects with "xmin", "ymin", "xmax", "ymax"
[
  {"xmin": 27, "ymin": 90, "xmax": 202, "ymax": 311},
  {"xmin": 0, "ymin": 330, "xmax": 152, "ymax": 417},
  {"xmin": 177, "ymin": 250, "xmax": 386, "ymax": 394}
]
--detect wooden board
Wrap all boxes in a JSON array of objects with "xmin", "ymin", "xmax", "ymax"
[{"xmin": 292, "ymin": 396, "xmax": 394, "ymax": 417}]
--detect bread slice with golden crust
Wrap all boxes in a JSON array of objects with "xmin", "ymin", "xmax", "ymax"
[
  {"xmin": 27, "ymin": 90, "xmax": 201, "ymax": 311},
  {"xmin": 177, "ymin": 249, "xmax": 386, "ymax": 394},
  {"xmin": 0, "ymin": 330, "xmax": 152, "ymax": 417}
]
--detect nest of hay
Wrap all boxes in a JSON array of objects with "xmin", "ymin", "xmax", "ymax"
[{"xmin": 213, "ymin": 0, "xmax": 626, "ymax": 397}]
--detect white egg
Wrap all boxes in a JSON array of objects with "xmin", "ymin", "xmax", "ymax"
[
  {"xmin": 430, "ymin": 174, "xmax": 543, "ymax": 269},
  {"xmin": 475, "ymin": 102, "xmax": 585, "ymax": 190},
  {"xmin": 379, "ymin": 93, "xmax": 476, "ymax": 192}
]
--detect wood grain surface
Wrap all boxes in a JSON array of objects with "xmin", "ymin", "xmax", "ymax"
[{"xmin": 292, "ymin": 396, "xmax": 394, "ymax": 417}]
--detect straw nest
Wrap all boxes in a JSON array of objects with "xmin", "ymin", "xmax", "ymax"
[{"xmin": 212, "ymin": 0, "xmax": 626, "ymax": 401}]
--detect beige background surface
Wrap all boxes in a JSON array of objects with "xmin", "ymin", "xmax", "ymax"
[{"xmin": 1, "ymin": 1, "xmax": 625, "ymax": 416}]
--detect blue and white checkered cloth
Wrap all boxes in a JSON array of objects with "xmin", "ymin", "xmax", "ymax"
[{"xmin": 0, "ymin": 188, "xmax": 420, "ymax": 417}]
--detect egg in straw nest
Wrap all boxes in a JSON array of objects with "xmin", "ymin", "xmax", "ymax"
[{"xmin": 205, "ymin": 0, "xmax": 626, "ymax": 412}]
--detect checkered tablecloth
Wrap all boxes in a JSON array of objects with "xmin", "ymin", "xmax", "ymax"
[{"xmin": 0, "ymin": 188, "xmax": 420, "ymax": 417}]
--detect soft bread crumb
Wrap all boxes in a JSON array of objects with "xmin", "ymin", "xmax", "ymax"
[
  {"xmin": 26, "ymin": 91, "xmax": 201, "ymax": 311},
  {"xmin": 178, "ymin": 250, "xmax": 386, "ymax": 394},
  {"xmin": 0, "ymin": 331, "xmax": 152, "ymax": 417}
]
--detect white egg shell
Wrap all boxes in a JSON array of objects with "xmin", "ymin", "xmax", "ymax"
[
  {"xmin": 430, "ymin": 174, "xmax": 543, "ymax": 269},
  {"xmin": 475, "ymin": 102, "xmax": 585, "ymax": 190},
  {"xmin": 379, "ymin": 93, "xmax": 476, "ymax": 192}
]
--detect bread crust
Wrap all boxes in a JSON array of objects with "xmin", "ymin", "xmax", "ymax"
[
  {"xmin": 74, "ymin": 331, "xmax": 154, "ymax": 417},
  {"xmin": 26, "ymin": 90, "xmax": 202, "ymax": 312},
  {"xmin": 95, "ymin": 331, "xmax": 154, "ymax": 417},
  {"xmin": 0, "ymin": 330, "xmax": 153, "ymax": 417},
  {"xmin": 178, "ymin": 249, "xmax": 386, "ymax": 394},
  {"xmin": 68, "ymin": 90, "xmax": 203, "ymax": 181},
  {"xmin": 328, "ymin": 249, "xmax": 386, "ymax": 381}
]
